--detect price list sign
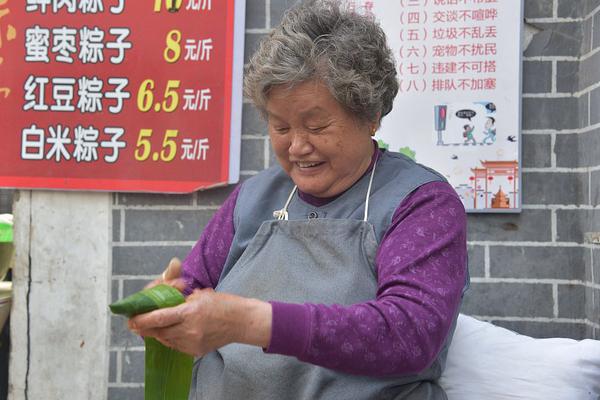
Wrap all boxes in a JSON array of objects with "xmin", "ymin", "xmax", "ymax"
[
  {"xmin": 348, "ymin": 0, "xmax": 522, "ymax": 213},
  {"xmin": 0, "ymin": 0, "xmax": 245, "ymax": 192}
]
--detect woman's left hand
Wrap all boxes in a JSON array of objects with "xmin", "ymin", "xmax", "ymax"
[{"xmin": 128, "ymin": 288, "xmax": 272, "ymax": 356}]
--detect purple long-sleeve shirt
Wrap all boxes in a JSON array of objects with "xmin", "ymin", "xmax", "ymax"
[{"xmin": 182, "ymin": 160, "xmax": 467, "ymax": 377}]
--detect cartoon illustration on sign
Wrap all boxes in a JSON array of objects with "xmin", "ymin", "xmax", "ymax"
[
  {"xmin": 482, "ymin": 117, "xmax": 496, "ymax": 144},
  {"xmin": 432, "ymin": 102, "xmax": 498, "ymax": 147},
  {"xmin": 466, "ymin": 160, "xmax": 518, "ymax": 210}
]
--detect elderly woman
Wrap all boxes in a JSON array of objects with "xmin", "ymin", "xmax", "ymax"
[{"xmin": 129, "ymin": 1, "xmax": 468, "ymax": 398}]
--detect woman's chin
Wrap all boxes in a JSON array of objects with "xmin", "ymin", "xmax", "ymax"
[
  {"xmin": 289, "ymin": 166, "xmax": 326, "ymax": 193},
  {"xmin": 294, "ymin": 181, "xmax": 326, "ymax": 197}
]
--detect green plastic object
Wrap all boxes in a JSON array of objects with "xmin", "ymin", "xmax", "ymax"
[
  {"xmin": 110, "ymin": 284, "xmax": 193, "ymax": 400},
  {"xmin": 0, "ymin": 215, "xmax": 13, "ymax": 281},
  {"xmin": 0, "ymin": 219, "xmax": 12, "ymax": 243}
]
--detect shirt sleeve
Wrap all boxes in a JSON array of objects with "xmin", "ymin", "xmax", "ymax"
[
  {"xmin": 181, "ymin": 185, "xmax": 241, "ymax": 296},
  {"xmin": 265, "ymin": 181, "xmax": 468, "ymax": 377}
]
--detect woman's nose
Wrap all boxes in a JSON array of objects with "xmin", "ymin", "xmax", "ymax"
[{"xmin": 288, "ymin": 132, "xmax": 313, "ymax": 156}]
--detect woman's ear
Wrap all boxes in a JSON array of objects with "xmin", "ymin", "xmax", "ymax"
[{"xmin": 370, "ymin": 113, "xmax": 381, "ymax": 136}]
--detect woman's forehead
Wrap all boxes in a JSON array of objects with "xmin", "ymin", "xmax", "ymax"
[{"xmin": 266, "ymin": 81, "xmax": 340, "ymax": 115}]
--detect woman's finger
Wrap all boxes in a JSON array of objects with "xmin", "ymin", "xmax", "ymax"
[
  {"xmin": 129, "ymin": 304, "xmax": 185, "ymax": 331},
  {"xmin": 163, "ymin": 257, "xmax": 182, "ymax": 280}
]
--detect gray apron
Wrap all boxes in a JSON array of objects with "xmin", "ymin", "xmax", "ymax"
[{"xmin": 190, "ymin": 160, "xmax": 447, "ymax": 400}]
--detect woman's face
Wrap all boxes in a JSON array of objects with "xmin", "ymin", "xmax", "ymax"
[{"xmin": 266, "ymin": 80, "xmax": 375, "ymax": 198}]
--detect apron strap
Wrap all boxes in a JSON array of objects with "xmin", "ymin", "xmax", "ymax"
[
  {"xmin": 274, "ymin": 185, "xmax": 297, "ymax": 220},
  {"xmin": 363, "ymin": 152, "xmax": 379, "ymax": 222}
]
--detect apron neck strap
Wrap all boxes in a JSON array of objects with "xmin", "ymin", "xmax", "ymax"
[
  {"xmin": 363, "ymin": 152, "xmax": 379, "ymax": 222},
  {"xmin": 275, "ymin": 185, "xmax": 297, "ymax": 220}
]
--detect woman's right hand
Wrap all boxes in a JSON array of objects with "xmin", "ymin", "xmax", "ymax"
[{"xmin": 145, "ymin": 257, "xmax": 186, "ymax": 293}]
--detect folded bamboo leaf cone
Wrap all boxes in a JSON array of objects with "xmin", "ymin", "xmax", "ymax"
[{"xmin": 110, "ymin": 284, "xmax": 193, "ymax": 400}]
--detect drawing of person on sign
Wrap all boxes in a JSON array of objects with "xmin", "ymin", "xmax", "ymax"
[
  {"xmin": 482, "ymin": 117, "xmax": 496, "ymax": 144},
  {"xmin": 462, "ymin": 123, "xmax": 476, "ymax": 145}
]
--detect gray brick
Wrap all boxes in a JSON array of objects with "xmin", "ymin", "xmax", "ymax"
[
  {"xmin": 241, "ymin": 138, "xmax": 266, "ymax": 171},
  {"xmin": 555, "ymin": 128, "xmax": 600, "ymax": 168},
  {"xmin": 592, "ymin": 170, "xmax": 600, "ymax": 207},
  {"xmin": 595, "ymin": 12, "xmax": 600, "ymax": 50},
  {"xmin": 270, "ymin": 0, "xmax": 298, "ymax": 28},
  {"xmin": 122, "ymin": 351, "xmax": 145, "ymax": 383},
  {"xmin": 490, "ymin": 320, "xmax": 588, "ymax": 340},
  {"xmin": 461, "ymin": 282, "xmax": 554, "ymax": 317},
  {"xmin": 591, "ymin": 86, "xmax": 600, "ymax": 125},
  {"xmin": 117, "ymin": 193, "xmax": 193, "ymax": 206},
  {"xmin": 558, "ymin": 284, "xmax": 586, "ymax": 318},
  {"xmin": 579, "ymin": 92, "xmax": 589, "ymax": 128},
  {"xmin": 110, "ymin": 315, "xmax": 144, "ymax": 347},
  {"xmin": 245, "ymin": 33, "xmax": 265, "ymax": 64},
  {"xmin": 124, "ymin": 210, "xmax": 212, "ymax": 242},
  {"xmin": 523, "ymin": 61, "xmax": 552, "ymax": 94},
  {"xmin": 467, "ymin": 245, "xmax": 485, "ymax": 278},
  {"xmin": 556, "ymin": 61, "xmax": 579, "ymax": 93},
  {"xmin": 524, "ymin": 22, "xmax": 583, "ymax": 58},
  {"xmin": 113, "ymin": 246, "xmax": 192, "ymax": 275},
  {"xmin": 245, "ymin": 0, "xmax": 266, "ymax": 30},
  {"xmin": 581, "ymin": 16, "xmax": 592, "ymax": 55},
  {"xmin": 593, "ymin": 248, "xmax": 600, "ymax": 284},
  {"xmin": 522, "ymin": 172, "xmax": 589, "ymax": 205},
  {"xmin": 466, "ymin": 210, "xmax": 551, "ymax": 242},
  {"xmin": 584, "ymin": 247, "xmax": 593, "ymax": 282},
  {"xmin": 197, "ymin": 184, "xmax": 238, "ymax": 207},
  {"xmin": 524, "ymin": 0, "xmax": 553, "ymax": 18},
  {"xmin": 579, "ymin": 51, "xmax": 600, "ymax": 90},
  {"xmin": 585, "ymin": 288, "xmax": 600, "ymax": 324},
  {"xmin": 557, "ymin": 0, "xmax": 586, "ymax": 18},
  {"xmin": 112, "ymin": 279, "xmax": 120, "ymax": 303},
  {"xmin": 490, "ymin": 246, "xmax": 586, "ymax": 280},
  {"xmin": 522, "ymin": 134, "xmax": 551, "ymax": 168},
  {"xmin": 522, "ymin": 97, "xmax": 580, "ymax": 130},
  {"xmin": 107, "ymin": 387, "xmax": 144, "ymax": 400},
  {"xmin": 123, "ymin": 279, "xmax": 152, "ymax": 298},
  {"xmin": 113, "ymin": 210, "xmax": 121, "ymax": 242},
  {"xmin": 556, "ymin": 209, "xmax": 600, "ymax": 242},
  {"xmin": 242, "ymin": 103, "xmax": 267, "ymax": 136},
  {"xmin": 554, "ymin": 134, "xmax": 577, "ymax": 166},
  {"xmin": 587, "ymin": 325, "xmax": 598, "ymax": 340},
  {"xmin": 586, "ymin": 325, "xmax": 594, "ymax": 339},
  {"xmin": 109, "ymin": 351, "xmax": 117, "ymax": 383}
]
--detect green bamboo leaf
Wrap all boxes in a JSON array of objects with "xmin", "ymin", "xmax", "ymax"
[
  {"xmin": 145, "ymin": 337, "xmax": 193, "ymax": 400},
  {"xmin": 109, "ymin": 284, "xmax": 193, "ymax": 400},
  {"xmin": 109, "ymin": 284, "xmax": 185, "ymax": 317}
]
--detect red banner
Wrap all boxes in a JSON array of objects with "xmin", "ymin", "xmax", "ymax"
[{"xmin": 0, "ymin": 0, "xmax": 237, "ymax": 192}]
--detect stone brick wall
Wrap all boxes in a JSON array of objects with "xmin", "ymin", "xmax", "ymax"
[
  {"xmin": 461, "ymin": 0, "xmax": 600, "ymax": 340},
  {"xmin": 73, "ymin": 0, "xmax": 596, "ymax": 398}
]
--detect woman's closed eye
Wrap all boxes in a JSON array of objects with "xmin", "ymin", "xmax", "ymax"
[
  {"xmin": 306, "ymin": 125, "xmax": 329, "ymax": 133},
  {"xmin": 273, "ymin": 126, "xmax": 290, "ymax": 134}
]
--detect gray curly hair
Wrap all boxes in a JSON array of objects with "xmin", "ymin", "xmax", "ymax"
[{"xmin": 244, "ymin": 0, "xmax": 398, "ymax": 124}]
